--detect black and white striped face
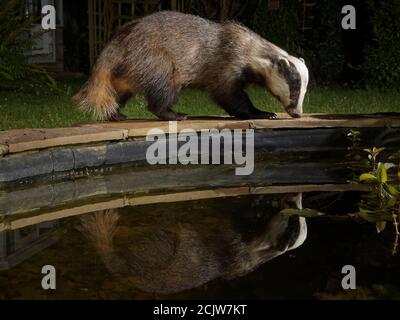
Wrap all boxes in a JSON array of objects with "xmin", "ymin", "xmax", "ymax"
[{"xmin": 267, "ymin": 56, "xmax": 309, "ymax": 118}]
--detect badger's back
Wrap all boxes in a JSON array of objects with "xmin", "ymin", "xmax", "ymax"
[
  {"xmin": 85, "ymin": 10, "xmax": 272, "ymax": 87},
  {"xmin": 110, "ymin": 11, "xmax": 223, "ymax": 83}
]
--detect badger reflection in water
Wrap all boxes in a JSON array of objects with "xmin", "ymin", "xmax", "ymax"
[{"xmin": 79, "ymin": 193, "xmax": 307, "ymax": 294}]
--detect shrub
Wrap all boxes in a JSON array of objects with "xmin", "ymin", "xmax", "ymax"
[
  {"xmin": 0, "ymin": 0, "xmax": 56, "ymax": 88},
  {"xmin": 363, "ymin": 0, "xmax": 400, "ymax": 90},
  {"xmin": 302, "ymin": 0, "xmax": 344, "ymax": 84}
]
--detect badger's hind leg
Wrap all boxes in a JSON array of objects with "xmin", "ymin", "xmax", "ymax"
[
  {"xmin": 141, "ymin": 50, "xmax": 186, "ymax": 121},
  {"xmin": 145, "ymin": 81, "xmax": 186, "ymax": 121},
  {"xmin": 109, "ymin": 92, "xmax": 132, "ymax": 121},
  {"xmin": 212, "ymin": 86, "xmax": 277, "ymax": 120},
  {"xmin": 109, "ymin": 78, "xmax": 133, "ymax": 121}
]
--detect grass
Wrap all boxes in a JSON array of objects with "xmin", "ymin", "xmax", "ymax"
[{"xmin": 0, "ymin": 78, "xmax": 399, "ymax": 130}]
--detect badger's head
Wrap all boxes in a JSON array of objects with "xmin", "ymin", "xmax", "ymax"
[{"xmin": 262, "ymin": 56, "xmax": 309, "ymax": 118}]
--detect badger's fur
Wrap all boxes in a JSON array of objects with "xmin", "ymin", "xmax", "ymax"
[{"xmin": 74, "ymin": 11, "xmax": 309, "ymax": 121}]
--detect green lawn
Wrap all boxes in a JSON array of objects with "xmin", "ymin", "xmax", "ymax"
[{"xmin": 0, "ymin": 78, "xmax": 399, "ymax": 130}]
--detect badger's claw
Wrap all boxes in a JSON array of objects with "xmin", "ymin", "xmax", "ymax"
[
  {"xmin": 156, "ymin": 110, "xmax": 188, "ymax": 121},
  {"xmin": 255, "ymin": 112, "xmax": 277, "ymax": 119},
  {"xmin": 176, "ymin": 112, "xmax": 188, "ymax": 121},
  {"xmin": 109, "ymin": 111, "xmax": 127, "ymax": 121}
]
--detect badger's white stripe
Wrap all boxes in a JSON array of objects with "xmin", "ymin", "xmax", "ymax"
[
  {"xmin": 287, "ymin": 56, "xmax": 309, "ymax": 114},
  {"xmin": 287, "ymin": 217, "xmax": 307, "ymax": 251},
  {"xmin": 248, "ymin": 54, "xmax": 308, "ymax": 116}
]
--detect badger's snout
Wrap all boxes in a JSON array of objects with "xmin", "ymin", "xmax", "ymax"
[
  {"xmin": 285, "ymin": 104, "xmax": 302, "ymax": 118},
  {"xmin": 287, "ymin": 109, "xmax": 302, "ymax": 118}
]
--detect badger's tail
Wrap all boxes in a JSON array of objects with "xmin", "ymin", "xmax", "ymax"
[{"xmin": 73, "ymin": 65, "xmax": 119, "ymax": 120}]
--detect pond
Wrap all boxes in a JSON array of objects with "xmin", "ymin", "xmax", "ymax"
[{"xmin": 0, "ymin": 150, "xmax": 399, "ymax": 300}]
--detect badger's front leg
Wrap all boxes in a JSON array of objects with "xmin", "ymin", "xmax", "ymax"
[{"xmin": 212, "ymin": 87, "xmax": 277, "ymax": 120}]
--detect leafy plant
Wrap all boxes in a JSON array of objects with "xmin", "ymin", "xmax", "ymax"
[
  {"xmin": 346, "ymin": 130, "xmax": 362, "ymax": 161},
  {"xmin": 356, "ymin": 147, "xmax": 400, "ymax": 254},
  {"xmin": 287, "ymin": 132, "xmax": 400, "ymax": 255}
]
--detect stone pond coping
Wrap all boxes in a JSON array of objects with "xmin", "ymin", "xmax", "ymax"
[{"xmin": 1, "ymin": 113, "xmax": 400, "ymax": 156}]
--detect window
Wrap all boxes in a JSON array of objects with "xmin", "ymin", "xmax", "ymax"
[
  {"xmin": 25, "ymin": 0, "xmax": 64, "ymax": 64},
  {"xmin": 25, "ymin": 0, "xmax": 63, "ymax": 26}
]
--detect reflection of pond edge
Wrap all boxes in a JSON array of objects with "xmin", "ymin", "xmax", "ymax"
[
  {"xmin": 0, "ymin": 159, "xmax": 358, "ymax": 216},
  {"xmin": 0, "ymin": 184, "xmax": 370, "ymax": 232}
]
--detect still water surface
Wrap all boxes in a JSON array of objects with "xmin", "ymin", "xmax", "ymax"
[{"xmin": 1, "ymin": 188, "xmax": 399, "ymax": 299}]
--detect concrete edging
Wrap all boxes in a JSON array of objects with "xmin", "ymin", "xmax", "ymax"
[
  {"xmin": 0, "ymin": 114, "xmax": 399, "ymax": 185},
  {"xmin": 1, "ymin": 113, "xmax": 400, "ymax": 156}
]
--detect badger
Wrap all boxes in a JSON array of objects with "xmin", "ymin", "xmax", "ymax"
[
  {"xmin": 74, "ymin": 11, "xmax": 309, "ymax": 121},
  {"xmin": 80, "ymin": 193, "xmax": 306, "ymax": 294}
]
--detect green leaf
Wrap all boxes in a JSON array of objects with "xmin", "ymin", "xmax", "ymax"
[
  {"xmin": 378, "ymin": 163, "xmax": 388, "ymax": 183},
  {"xmin": 280, "ymin": 208, "xmax": 325, "ymax": 217},
  {"xmin": 384, "ymin": 163, "xmax": 396, "ymax": 171},
  {"xmin": 357, "ymin": 210, "xmax": 391, "ymax": 223},
  {"xmin": 348, "ymin": 130, "xmax": 360, "ymax": 137},
  {"xmin": 387, "ymin": 196, "xmax": 398, "ymax": 209},
  {"xmin": 359, "ymin": 173, "xmax": 377, "ymax": 182},
  {"xmin": 373, "ymin": 147, "xmax": 385, "ymax": 155},
  {"xmin": 386, "ymin": 184, "xmax": 399, "ymax": 197},
  {"xmin": 376, "ymin": 221, "xmax": 387, "ymax": 233},
  {"xmin": 359, "ymin": 207, "xmax": 376, "ymax": 214}
]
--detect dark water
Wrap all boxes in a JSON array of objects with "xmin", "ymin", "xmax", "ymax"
[{"xmin": 1, "ymin": 190, "xmax": 399, "ymax": 299}]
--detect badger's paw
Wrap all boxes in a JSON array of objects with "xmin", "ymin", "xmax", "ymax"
[
  {"xmin": 109, "ymin": 111, "xmax": 127, "ymax": 121},
  {"xmin": 157, "ymin": 111, "xmax": 188, "ymax": 121},
  {"xmin": 253, "ymin": 112, "xmax": 277, "ymax": 120},
  {"xmin": 175, "ymin": 112, "xmax": 188, "ymax": 121}
]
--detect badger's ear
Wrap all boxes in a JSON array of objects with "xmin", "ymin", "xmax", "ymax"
[{"xmin": 299, "ymin": 57, "xmax": 305, "ymax": 63}]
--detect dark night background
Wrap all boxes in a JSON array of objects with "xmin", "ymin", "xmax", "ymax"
[{"xmin": 62, "ymin": 0, "xmax": 399, "ymax": 89}]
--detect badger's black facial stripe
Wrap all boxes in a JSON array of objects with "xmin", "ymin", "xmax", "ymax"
[
  {"xmin": 277, "ymin": 59, "xmax": 302, "ymax": 106},
  {"xmin": 276, "ymin": 217, "xmax": 301, "ymax": 251}
]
